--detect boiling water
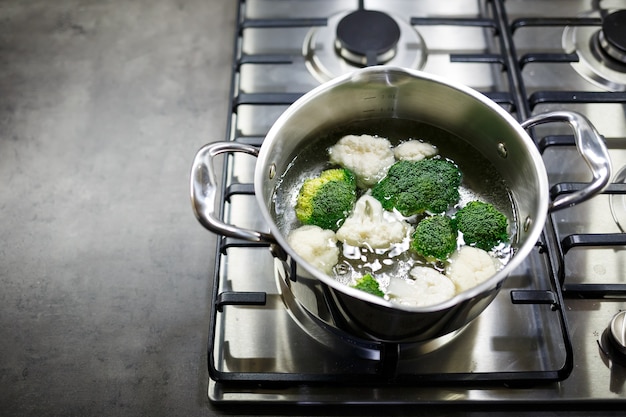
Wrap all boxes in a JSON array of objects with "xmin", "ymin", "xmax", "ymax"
[{"xmin": 272, "ymin": 118, "xmax": 517, "ymax": 290}]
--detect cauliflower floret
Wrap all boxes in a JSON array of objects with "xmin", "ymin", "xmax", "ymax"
[
  {"xmin": 393, "ymin": 139, "xmax": 438, "ymax": 161},
  {"xmin": 329, "ymin": 134, "xmax": 395, "ymax": 188},
  {"xmin": 287, "ymin": 225, "xmax": 339, "ymax": 275},
  {"xmin": 336, "ymin": 195, "xmax": 411, "ymax": 250},
  {"xmin": 445, "ymin": 246, "xmax": 501, "ymax": 292},
  {"xmin": 387, "ymin": 266, "xmax": 456, "ymax": 307}
]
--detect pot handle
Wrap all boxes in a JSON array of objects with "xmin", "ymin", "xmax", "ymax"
[
  {"xmin": 190, "ymin": 141, "xmax": 275, "ymax": 243},
  {"xmin": 520, "ymin": 111, "xmax": 612, "ymax": 212}
]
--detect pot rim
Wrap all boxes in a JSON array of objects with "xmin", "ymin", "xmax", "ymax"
[{"xmin": 255, "ymin": 65, "xmax": 549, "ymax": 313}]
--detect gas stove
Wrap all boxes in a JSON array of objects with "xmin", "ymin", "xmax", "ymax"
[{"xmin": 198, "ymin": 0, "xmax": 626, "ymax": 407}]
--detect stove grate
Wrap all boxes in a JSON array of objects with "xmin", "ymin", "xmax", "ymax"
[{"xmin": 204, "ymin": 0, "xmax": 595, "ymax": 392}]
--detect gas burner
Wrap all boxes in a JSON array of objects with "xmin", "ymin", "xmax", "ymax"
[
  {"xmin": 598, "ymin": 10, "xmax": 626, "ymax": 65},
  {"xmin": 304, "ymin": 10, "xmax": 426, "ymax": 83},
  {"xmin": 335, "ymin": 10, "xmax": 401, "ymax": 66},
  {"xmin": 599, "ymin": 311, "xmax": 626, "ymax": 367},
  {"xmin": 563, "ymin": 10, "xmax": 626, "ymax": 92}
]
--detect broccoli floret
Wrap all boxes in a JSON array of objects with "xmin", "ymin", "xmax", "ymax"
[
  {"xmin": 453, "ymin": 201, "xmax": 508, "ymax": 251},
  {"xmin": 353, "ymin": 273, "xmax": 384, "ymax": 297},
  {"xmin": 410, "ymin": 214, "xmax": 458, "ymax": 261},
  {"xmin": 295, "ymin": 168, "xmax": 357, "ymax": 231},
  {"xmin": 371, "ymin": 159, "xmax": 462, "ymax": 216}
]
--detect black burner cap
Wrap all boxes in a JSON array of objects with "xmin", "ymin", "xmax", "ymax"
[
  {"xmin": 336, "ymin": 10, "xmax": 401, "ymax": 65},
  {"xmin": 602, "ymin": 10, "xmax": 626, "ymax": 54}
]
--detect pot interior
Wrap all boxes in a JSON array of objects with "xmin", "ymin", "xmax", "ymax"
[
  {"xmin": 273, "ymin": 118, "xmax": 517, "ymax": 285},
  {"xmin": 256, "ymin": 68, "xmax": 548, "ymax": 310}
]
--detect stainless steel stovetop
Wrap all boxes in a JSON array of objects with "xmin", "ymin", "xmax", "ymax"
[{"xmin": 200, "ymin": 0, "xmax": 626, "ymax": 407}]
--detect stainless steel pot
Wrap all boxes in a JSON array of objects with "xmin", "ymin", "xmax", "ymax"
[{"xmin": 191, "ymin": 66, "xmax": 611, "ymax": 343}]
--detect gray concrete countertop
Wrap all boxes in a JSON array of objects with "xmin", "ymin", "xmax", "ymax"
[
  {"xmin": 0, "ymin": 2, "xmax": 620, "ymax": 416},
  {"xmin": 0, "ymin": 1, "xmax": 233, "ymax": 415}
]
